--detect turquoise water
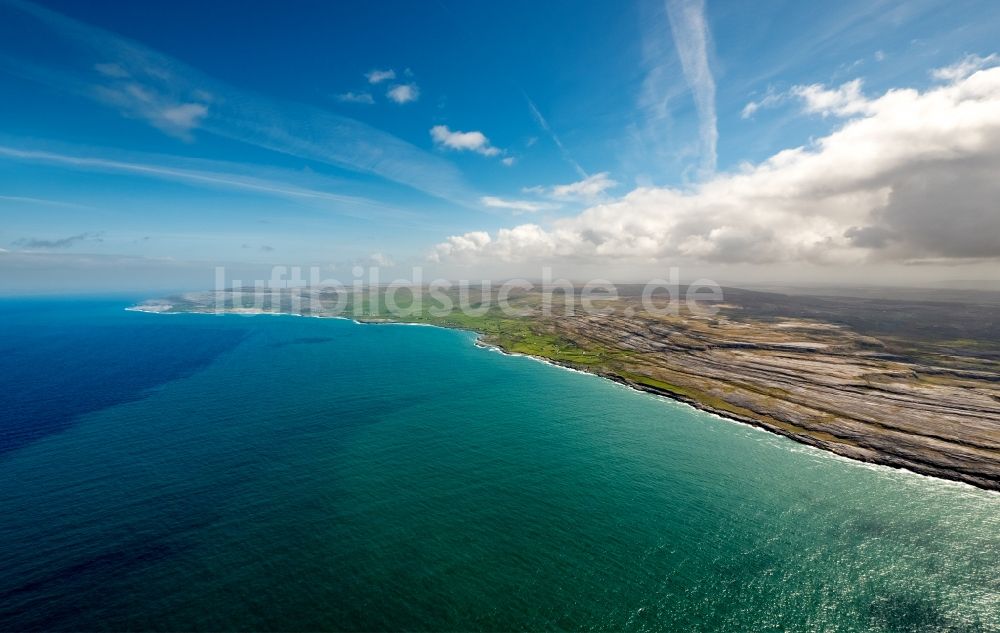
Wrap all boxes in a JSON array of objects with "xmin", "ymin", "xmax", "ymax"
[{"xmin": 0, "ymin": 299, "xmax": 997, "ymax": 631}]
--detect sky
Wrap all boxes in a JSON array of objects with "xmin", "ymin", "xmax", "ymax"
[{"xmin": 1, "ymin": 0, "xmax": 999, "ymax": 292}]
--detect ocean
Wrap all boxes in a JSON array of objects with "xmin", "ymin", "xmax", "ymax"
[{"xmin": 0, "ymin": 298, "xmax": 997, "ymax": 631}]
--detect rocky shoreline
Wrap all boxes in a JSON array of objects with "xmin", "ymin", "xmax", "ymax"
[
  {"xmin": 519, "ymin": 311, "xmax": 999, "ymax": 491},
  {"xmin": 478, "ymin": 333, "xmax": 999, "ymax": 491}
]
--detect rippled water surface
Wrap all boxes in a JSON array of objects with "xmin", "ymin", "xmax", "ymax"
[{"xmin": 1, "ymin": 299, "xmax": 997, "ymax": 631}]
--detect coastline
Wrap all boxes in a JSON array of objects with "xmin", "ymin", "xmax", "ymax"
[
  {"xmin": 473, "ymin": 331, "xmax": 998, "ymax": 493},
  {"xmin": 129, "ymin": 305, "xmax": 998, "ymax": 492}
]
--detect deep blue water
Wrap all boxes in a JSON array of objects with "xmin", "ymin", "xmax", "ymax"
[
  {"xmin": 0, "ymin": 299, "xmax": 247, "ymax": 456},
  {"xmin": 0, "ymin": 299, "xmax": 997, "ymax": 631}
]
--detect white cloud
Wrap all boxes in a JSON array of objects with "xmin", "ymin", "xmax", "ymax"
[
  {"xmin": 501, "ymin": 156, "xmax": 516, "ymax": 167},
  {"xmin": 387, "ymin": 83, "xmax": 419, "ymax": 104},
  {"xmin": 336, "ymin": 91, "xmax": 374, "ymax": 104},
  {"xmin": 791, "ymin": 78, "xmax": 870, "ymax": 117},
  {"xmin": 931, "ymin": 53, "xmax": 999, "ymax": 82},
  {"xmin": 365, "ymin": 69, "xmax": 396, "ymax": 84},
  {"xmin": 480, "ymin": 196, "xmax": 558, "ymax": 214},
  {"xmin": 367, "ymin": 252, "xmax": 394, "ymax": 267},
  {"xmin": 741, "ymin": 88, "xmax": 784, "ymax": 119},
  {"xmin": 430, "ymin": 125, "xmax": 501, "ymax": 156},
  {"xmin": 741, "ymin": 79, "xmax": 870, "ymax": 119},
  {"xmin": 429, "ymin": 231, "xmax": 493, "ymax": 263},
  {"xmin": 527, "ymin": 173, "xmax": 617, "ymax": 200},
  {"xmin": 432, "ymin": 67, "xmax": 1000, "ymax": 267},
  {"xmin": 665, "ymin": 0, "xmax": 717, "ymax": 173},
  {"xmin": 740, "ymin": 102, "xmax": 760, "ymax": 119}
]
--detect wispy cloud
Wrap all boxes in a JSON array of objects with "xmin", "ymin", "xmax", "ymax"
[
  {"xmin": 0, "ymin": 1, "xmax": 469, "ymax": 203},
  {"xmin": 524, "ymin": 173, "xmax": 617, "ymax": 201},
  {"xmin": 628, "ymin": 0, "xmax": 695, "ymax": 181},
  {"xmin": 335, "ymin": 91, "xmax": 375, "ymax": 104},
  {"xmin": 741, "ymin": 87, "xmax": 783, "ymax": 119},
  {"xmin": 87, "ymin": 69, "xmax": 211, "ymax": 141},
  {"xmin": 93, "ymin": 61, "xmax": 128, "ymax": 78},
  {"xmin": 480, "ymin": 196, "xmax": 558, "ymax": 214},
  {"xmin": 0, "ymin": 143, "xmax": 401, "ymax": 218},
  {"xmin": 431, "ymin": 125, "xmax": 501, "ymax": 157},
  {"xmin": 549, "ymin": 173, "xmax": 617, "ymax": 199},
  {"xmin": 525, "ymin": 97, "xmax": 587, "ymax": 178},
  {"xmin": 386, "ymin": 83, "xmax": 419, "ymax": 104},
  {"xmin": 931, "ymin": 53, "xmax": 999, "ymax": 82},
  {"xmin": 80, "ymin": 48, "xmax": 213, "ymax": 141},
  {"xmin": 12, "ymin": 231, "xmax": 103, "ymax": 250},
  {"xmin": 365, "ymin": 69, "xmax": 396, "ymax": 84},
  {"xmin": 665, "ymin": 0, "xmax": 717, "ymax": 173},
  {"xmin": 0, "ymin": 194, "xmax": 93, "ymax": 209}
]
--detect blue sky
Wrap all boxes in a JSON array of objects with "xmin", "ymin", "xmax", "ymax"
[{"xmin": 2, "ymin": 0, "xmax": 1000, "ymax": 290}]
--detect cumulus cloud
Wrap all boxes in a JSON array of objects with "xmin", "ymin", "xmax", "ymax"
[
  {"xmin": 432, "ymin": 66, "xmax": 1000, "ymax": 267},
  {"xmin": 387, "ymin": 83, "xmax": 419, "ymax": 104},
  {"xmin": 365, "ymin": 69, "xmax": 396, "ymax": 84},
  {"xmin": 336, "ymin": 91, "xmax": 375, "ymax": 104},
  {"xmin": 791, "ymin": 79, "xmax": 870, "ymax": 117},
  {"xmin": 429, "ymin": 231, "xmax": 493, "ymax": 263},
  {"xmin": 480, "ymin": 196, "xmax": 559, "ymax": 214},
  {"xmin": 344, "ymin": 252, "xmax": 398, "ymax": 268},
  {"xmin": 430, "ymin": 125, "xmax": 501, "ymax": 156}
]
